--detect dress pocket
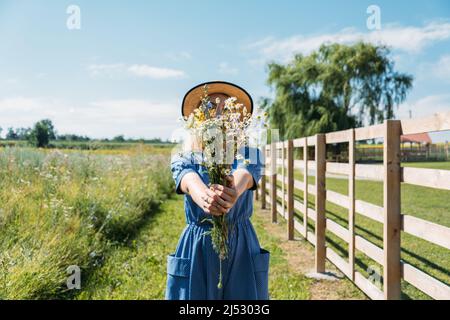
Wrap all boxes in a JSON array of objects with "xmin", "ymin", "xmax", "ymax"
[
  {"xmin": 165, "ymin": 254, "xmax": 191, "ymax": 300},
  {"xmin": 252, "ymin": 248, "xmax": 270, "ymax": 300}
]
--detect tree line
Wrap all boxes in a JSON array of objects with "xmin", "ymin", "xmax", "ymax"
[{"xmin": 0, "ymin": 120, "xmax": 170, "ymax": 148}]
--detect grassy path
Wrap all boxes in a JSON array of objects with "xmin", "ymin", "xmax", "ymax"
[{"xmin": 78, "ymin": 195, "xmax": 364, "ymax": 300}]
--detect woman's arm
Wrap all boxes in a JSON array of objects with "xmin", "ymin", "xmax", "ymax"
[{"xmin": 179, "ymin": 172, "xmax": 228, "ymax": 216}]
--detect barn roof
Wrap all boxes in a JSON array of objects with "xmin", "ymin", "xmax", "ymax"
[{"xmin": 401, "ymin": 133, "xmax": 432, "ymax": 144}]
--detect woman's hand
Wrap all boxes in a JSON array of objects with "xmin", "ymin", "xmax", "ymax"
[
  {"xmin": 210, "ymin": 176, "xmax": 238, "ymax": 212},
  {"xmin": 198, "ymin": 187, "xmax": 229, "ymax": 216},
  {"xmin": 179, "ymin": 172, "xmax": 228, "ymax": 216}
]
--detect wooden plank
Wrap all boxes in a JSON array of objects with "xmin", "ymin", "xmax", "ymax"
[
  {"xmin": 355, "ymin": 164, "xmax": 384, "ymax": 180},
  {"xmin": 326, "ymin": 248, "xmax": 351, "ymax": 278},
  {"xmin": 303, "ymin": 137, "xmax": 309, "ymax": 237},
  {"xmin": 293, "ymin": 138, "xmax": 305, "ymax": 147},
  {"xmin": 294, "ymin": 219, "xmax": 306, "ymax": 237},
  {"xmin": 326, "ymin": 129, "xmax": 351, "ymax": 144},
  {"xmin": 293, "ymin": 199, "xmax": 317, "ymax": 221},
  {"xmin": 293, "ymin": 159, "xmax": 303, "ymax": 169},
  {"xmin": 326, "ymin": 190, "xmax": 349, "ymax": 209},
  {"xmin": 402, "ymin": 214, "xmax": 450, "ymax": 249},
  {"xmin": 271, "ymin": 142, "xmax": 277, "ymax": 223},
  {"xmin": 402, "ymin": 167, "xmax": 450, "ymax": 191},
  {"xmin": 354, "ymin": 271, "xmax": 384, "ymax": 300},
  {"xmin": 287, "ymin": 140, "xmax": 294, "ymax": 240},
  {"xmin": 326, "ymin": 162, "xmax": 349, "ymax": 175},
  {"xmin": 383, "ymin": 120, "xmax": 402, "ymax": 300},
  {"xmin": 315, "ymin": 134, "xmax": 326, "ymax": 273},
  {"xmin": 306, "ymin": 232, "xmax": 316, "ymax": 245},
  {"xmin": 402, "ymin": 262, "xmax": 450, "ymax": 300},
  {"xmin": 355, "ymin": 235, "xmax": 383, "ymax": 265},
  {"xmin": 326, "ymin": 219, "xmax": 350, "ymax": 243},
  {"xmin": 294, "ymin": 160, "xmax": 316, "ymax": 170},
  {"xmin": 401, "ymin": 111, "xmax": 450, "ymax": 135},
  {"xmin": 306, "ymin": 136, "xmax": 316, "ymax": 146},
  {"xmin": 348, "ymin": 128, "xmax": 356, "ymax": 281},
  {"xmin": 355, "ymin": 199, "xmax": 384, "ymax": 224},
  {"xmin": 355, "ymin": 123, "xmax": 384, "ymax": 141}
]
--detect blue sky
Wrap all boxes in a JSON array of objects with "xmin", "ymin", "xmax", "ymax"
[{"xmin": 0, "ymin": 0, "xmax": 449, "ymax": 141}]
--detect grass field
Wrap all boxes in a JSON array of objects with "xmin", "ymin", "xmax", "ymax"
[
  {"xmin": 0, "ymin": 146, "xmax": 172, "ymax": 299},
  {"xmin": 275, "ymin": 161, "xmax": 450, "ymax": 299}
]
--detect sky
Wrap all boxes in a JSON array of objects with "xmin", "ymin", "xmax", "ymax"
[{"xmin": 0, "ymin": 0, "xmax": 449, "ymax": 141}]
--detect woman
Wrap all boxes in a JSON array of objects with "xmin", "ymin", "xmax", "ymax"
[{"xmin": 165, "ymin": 81, "xmax": 269, "ymax": 300}]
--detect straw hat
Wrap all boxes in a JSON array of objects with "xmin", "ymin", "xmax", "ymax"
[{"xmin": 181, "ymin": 81, "xmax": 253, "ymax": 117}]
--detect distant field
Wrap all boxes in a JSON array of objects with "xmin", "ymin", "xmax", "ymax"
[
  {"xmin": 0, "ymin": 139, "xmax": 175, "ymax": 151},
  {"xmin": 402, "ymin": 161, "xmax": 450, "ymax": 170}
]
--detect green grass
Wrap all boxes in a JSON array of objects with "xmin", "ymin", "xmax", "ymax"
[
  {"xmin": 77, "ymin": 197, "xmax": 185, "ymax": 299},
  {"xmin": 0, "ymin": 147, "xmax": 173, "ymax": 299},
  {"xmin": 274, "ymin": 162, "xmax": 450, "ymax": 299},
  {"xmin": 78, "ymin": 196, "xmax": 320, "ymax": 300},
  {"xmin": 402, "ymin": 161, "xmax": 450, "ymax": 170}
]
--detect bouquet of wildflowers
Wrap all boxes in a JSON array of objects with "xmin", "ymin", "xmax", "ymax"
[{"xmin": 182, "ymin": 85, "xmax": 265, "ymax": 288}]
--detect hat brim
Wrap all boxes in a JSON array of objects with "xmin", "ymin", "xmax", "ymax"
[{"xmin": 181, "ymin": 81, "xmax": 253, "ymax": 117}]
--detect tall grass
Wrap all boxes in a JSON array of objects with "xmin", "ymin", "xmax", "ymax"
[{"xmin": 0, "ymin": 147, "xmax": 172, "ymax": 299}]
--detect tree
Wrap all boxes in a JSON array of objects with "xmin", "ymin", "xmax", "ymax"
[
  {"xmin": 6, "ymin": 127, "xmax": 18, "ymax": 140},
  {"xmin": 16, "ymin": 127, "xmax": 31, "ymax": 140},
  {"xmin": 263, "ymin": 42, "xmax": 413, "ymax": 139},
  {"xmin": 0, "ymin": 126, "xmax": 2, "ymax": 139},
  {"xmin": 28, "ymin": 120, "xmax": 51, "ymax": 148},
  {"xmin": 112, "ymin": 135, "xmax": 125, "ymax": 142},
  {"xmin": 40, "ymin": 119, "xmax": 56, "ymax": 140}
]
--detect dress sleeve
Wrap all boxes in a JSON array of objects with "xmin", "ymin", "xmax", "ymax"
[
  {"xmin": 171, "ymin": 153, "xmax": 198, "ymax": 195},
  {"xmin": 235, "ymin": 146, "xmax": 264, "ymax": 191}
]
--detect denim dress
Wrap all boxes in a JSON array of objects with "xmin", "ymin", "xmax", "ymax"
[{"xmin": 165, "ymin": 147, "xmax": 270, "ymax": 300}]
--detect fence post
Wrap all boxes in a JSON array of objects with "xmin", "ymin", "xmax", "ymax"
[
  {"xmin": 287, "ymin": 139, "xmax": 294, "ymax": 240},
  {"xmin": 348, "ymin": 129, "xmax": 356, "ymax": 281},
  {"xmin": 303, "ymin": 137, "xmax": 308, "ymax": 238},
  {"xmin": 271, "ymin": 142, "xmax": 277, "ymax": 223},
  {"xmin": 261, "ymin": 146, "xmax": 267, "ymax": 209},
  {"xmin": 315, "ymin": 134, "xmax": 326, "ymax": 273},
  {"xmin": 383, "ymin": 120, "xmax": 402, "ymax": 300}
]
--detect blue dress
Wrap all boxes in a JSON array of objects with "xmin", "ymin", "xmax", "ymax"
[{"xmin": 165, "ymin": 147, "xmax": 269, "ymax": 300}]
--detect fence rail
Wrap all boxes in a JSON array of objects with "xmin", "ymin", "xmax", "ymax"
[{"xmin": 257, "ymin": 111, "xmax": 450, "ymax": 300}]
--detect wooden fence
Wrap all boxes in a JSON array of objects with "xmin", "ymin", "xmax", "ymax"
[{"xmin": 256, "ymin": 112, "xmax": 450, "ymax": 300}]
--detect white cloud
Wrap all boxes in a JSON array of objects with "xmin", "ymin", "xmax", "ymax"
[
  {"xmin": 432, "ymin": 55, "xmax": 450, "ymax": 81},
  {"xmin": 0, "ymin": 96, "xmax": 180, "ymax": 139},
  {"xmin": 87, "ymin": 63, "xmax": 186, "ymax": 79},
  {"xmin": 128, "ymin": 64, "xmax": 186, "ymax": 79},
  {"xmin": 247, "ymin": 21, "xmax": 450, "ymax": 63},
  {"xmin": 218, "ymin": 62, "xmax": 239, "ymax": 75}
]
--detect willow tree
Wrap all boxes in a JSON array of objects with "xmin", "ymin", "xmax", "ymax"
[{"xmin": 262, "ymin": 42, "xmax": 413, "ymax": 139}]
